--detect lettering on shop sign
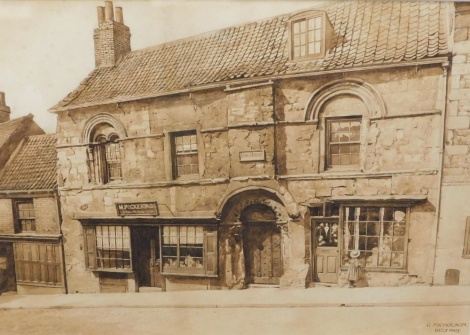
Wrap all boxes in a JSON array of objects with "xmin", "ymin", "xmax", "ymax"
[
  {"xmin": 239, "ymin": 150, "xmax": 265, "ymax": 162},
  {"xmin": 116, "ymin": 202, "xmax": 159, "ymax": 216}
]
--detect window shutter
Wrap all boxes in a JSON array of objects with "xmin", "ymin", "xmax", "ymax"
[
  {"xmin": 204, "ymin": 230, "xmax": 218, "ymax": 276},
  {"xmin": 83, "ymin": 226, "xmax": 97, "ymax": 269},
  {"xmin": 463, "ymin": 217, "xmax": 470, "ymax": 258}
]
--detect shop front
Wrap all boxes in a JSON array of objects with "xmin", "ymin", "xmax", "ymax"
[
  {"xmin": 307, "ymin": 196, "xmax": 429, "ymax": 287},
  {"xmin": 80, "ymin": 213, "xmax": 219, "ymax": 293}
]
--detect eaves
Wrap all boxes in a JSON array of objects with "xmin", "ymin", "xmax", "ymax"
[{"xmin": 49, "ymin": 56, "xmax": 450, "ymax": 114}]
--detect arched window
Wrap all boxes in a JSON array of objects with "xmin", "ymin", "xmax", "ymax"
[
  {"xmin": 305, "ymin": 79, "xmax": 386, "ymax": 172},
  {"xmin": 88, "ymin": 123, "xmax": 122, "ymax": 184}
]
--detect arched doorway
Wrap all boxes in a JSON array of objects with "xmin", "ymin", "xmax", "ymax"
[{"xmin": 241, "ymin": 204, "xmax": 283, "ymax": 285}]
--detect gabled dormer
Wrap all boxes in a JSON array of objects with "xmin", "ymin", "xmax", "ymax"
[{"xmin": 288, "ymin": 10, "xmax": 335, "ymax": 61}]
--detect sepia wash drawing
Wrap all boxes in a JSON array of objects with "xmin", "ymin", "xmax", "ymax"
[{"xmin": 0, "ymin": 0, "xmax": 469, "ymax": 305}]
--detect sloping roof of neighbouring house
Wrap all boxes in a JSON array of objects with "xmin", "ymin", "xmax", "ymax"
[
  {"xmin": 0, "ymin": 114, "xmax": 37, "ymax": 149},
  {"xmin": 50, "ymin": 1, "xmax": 451, "ymax": 112},
  {"xmin": 0, "ymin": 134, "xmax": 57, "ymax": 190}
]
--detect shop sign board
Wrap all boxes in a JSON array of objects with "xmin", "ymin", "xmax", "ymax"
[{"xmin": 116, "ymin": 202, "xmax": 159, "ymax": 216}]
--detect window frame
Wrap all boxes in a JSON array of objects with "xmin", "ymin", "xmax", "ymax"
[
  {"xmin": 325, "ymin": 116, "xmax": 362, "ymax": 171},
  {"xmin": 14, "ymin": 199, "xmax": 36, "ymax": 233},
  {"xmin": 289, "ymin": 11, "xmax": 326, "ymax": 61},
  {"xmin": 161, "ymin": 225, "xmax": 218, "ymax": 277},
  {"xmin": 83, "ymin": 223, "xmax": 218, "ymax": 277},
  {"xmin": 340, "ymin": 204, "xmax": 410, "ymax": 272},
  {"xmin": 171, "ymin": 130, "xmax": 200, "ymax": 180},
  {"xmin": 88, "ymin": 128, "xmax": 123, "ymax": 185},
  {"xmin": 83, "ymin": 225, "xmax": 133, "ymax": 273}
]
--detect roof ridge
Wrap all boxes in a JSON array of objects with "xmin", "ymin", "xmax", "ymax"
[
  {"xmin": 130, "ymin": 3, "xmax": 333, "ymax": 56},
  {"xmin": 50, "ymin": 0, "xmax": 451, "ymax": 112}
]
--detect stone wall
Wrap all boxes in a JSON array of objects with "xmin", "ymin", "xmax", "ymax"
[
  {"xmin": 57, "ymin": 64, "xmax": 445, "ymax": 291},
  {"xmin": 276, "ymin": 67, "xmax": 444, "ymax": 176},
  {"xmin": 435, "ymin": 2, "xmax": 470, "ymax": 286}
]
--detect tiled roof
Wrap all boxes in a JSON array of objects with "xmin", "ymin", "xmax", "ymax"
[
  {"xmin": 0, "ymin": 114, "xmax": 35, "ymax": 149},
  {"xmin": 0, "ymin": 134, "xmax": 57, "ymax": 190},
  {"xmin": 51, "ymin": 1, "xmax": 451, "ymax": 111}
]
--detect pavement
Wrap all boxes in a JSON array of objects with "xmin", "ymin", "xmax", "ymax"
[{"xmin": 0, "ymin": 285, "xmax": 469, "ymax": 310}]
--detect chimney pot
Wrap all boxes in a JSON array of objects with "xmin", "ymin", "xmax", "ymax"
[
  {"xmin": 97, "ymin": 6, "xmax": 105, "ymax": 25},
  {"xmin": 0, "ymin": 92, "xmax": 11, "ymax": 123},
  {"xmin": 115, "ymin": 7, "xmax": 123, "ymax": 24},
  {"xmin": 104, "ymin": 1, "xmax": 114, "ymax": 21}
]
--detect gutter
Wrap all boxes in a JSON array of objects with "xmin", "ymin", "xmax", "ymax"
[{"xmin": 49, "ymin": 57, "xmax": 450, "ymax": 113}]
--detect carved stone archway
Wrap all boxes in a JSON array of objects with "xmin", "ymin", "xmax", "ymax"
[
  {"xmin": 82, "ymin": 113, "xmax": 127, "ymax": 143},
  {"xmin": 218, "ymin": 189, "xmax": 291, "ymax": 289}
]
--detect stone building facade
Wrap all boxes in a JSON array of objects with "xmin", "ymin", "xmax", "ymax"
[
  {"xmin": 435, "ymin": 2, "xmax": 470, "ymax": 286},
  {"xmin": 51, "ymin": 1, "xmax": 458, "ymax": 293}
]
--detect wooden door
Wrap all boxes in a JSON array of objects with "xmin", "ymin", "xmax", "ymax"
[
  {"xmin": 245, "ymin": 223, "xmax": 283, "ymax": 285},
  {"xmin": 132, "ymin": 227, "xmax": 162, "ymax": 288},
  {"xmin": 313, "ymin": 220, "xmax": 339, "ymax": 283},
  {"xmin": 149, "ymin": 236, "xmax": 162, "ymax": 288}
]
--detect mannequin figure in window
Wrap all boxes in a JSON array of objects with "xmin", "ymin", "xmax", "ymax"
[{"xmin": 317, "ymin": 223, "xmax": 331, "ymax": 246}]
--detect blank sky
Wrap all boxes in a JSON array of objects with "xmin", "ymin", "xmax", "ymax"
[{"xmin": 0, "ymin": 0, "xmax": 327, "ymax": 133}]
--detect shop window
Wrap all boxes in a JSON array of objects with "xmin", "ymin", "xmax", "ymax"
[
  {"xmin": 83, "ymin": 225, "xmax": 131, "ymax": 271},
  {"xmin": 162, "ymin": 225, "xmax": 217, "ymax": 276},
  {"xmin": 88, "ymin": 124, "xmax": 122, "ymax": 184},
  {"xmin": 15, "ymin": 200, "xmax": 35, "ymax": 233},
  {"xmin": 326, "ymin": 117, "xmax": 361, "ymax": 169},
  {"xmin": 14, "ymin": 242, "xmax": 63, "ymax": 286},
  {"xmin": 342, "ymin": 206, "xmax": 408, "ymax": 270},
  {"xmin": 463, "ymin": 217, "xmax": 470, "ymax": 258},
  {"xmin": 171, "ymin": 131, "xmax": 199, "ymax": 179}
]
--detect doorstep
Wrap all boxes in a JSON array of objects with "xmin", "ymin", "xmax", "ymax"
[{"xmin": 138, "ymin": 287, "xmax": 163, "ymax": 293}]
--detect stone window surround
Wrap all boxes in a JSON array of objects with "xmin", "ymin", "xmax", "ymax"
[
  {"xmin": 304, "ymin": 79, "xmax": 387, "ymax": 173},
  {"xmin": 82, "ymin": 113, "xmax": 127, "ymax": 185},
  {"xmin": 162, "ymin": 123, "xmax": 205, "ymax": 182}
]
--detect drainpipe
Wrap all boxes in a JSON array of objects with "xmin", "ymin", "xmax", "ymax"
[
  {"xmin": 430, "ymin": 60, "xmax": 450, "ymax": 286},
  {"xmin": 55, "ymin": 190, "xmax": 68, "ymax": 294}
]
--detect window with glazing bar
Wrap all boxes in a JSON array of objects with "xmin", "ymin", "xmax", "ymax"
[
  {"xmin": 162, "ymin": 225, "xmax": 217, "ymax": 276},
  {"xmin": 83, "ymin": 225, "xmax": 131, "ymax": 271},
  {"xmin": 171, "ymin": 131, "xmax": 199, "ymax": 179},
  {"xmin": 16, "ymin": 200, "xmax": 35, "ymax": 233},
  {"xmin": 326, "ymin": 117, "xmax": 361, "ymax": 168},
  {"xmin": 292, "ymin": 15, "xmax": 323, "ymax": 59},
  {"xmin": 342, "ymin": 206, "xmax": 408, "ymax": 269}
]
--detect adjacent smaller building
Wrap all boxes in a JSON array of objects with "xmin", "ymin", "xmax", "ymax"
[{"xmin": 0, "ymin": 134, "xmax": 65, "ymax": 294}]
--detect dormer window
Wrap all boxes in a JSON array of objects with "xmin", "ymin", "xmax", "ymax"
[
  {"xmin": 292, "ymin": 15, "xmax": 322, "ymax": 58},
  {"xmin": 289, "ymin": 11, "xmax": 334, "ymax": 61}
]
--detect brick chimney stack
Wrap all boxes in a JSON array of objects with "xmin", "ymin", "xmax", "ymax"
[
  {"xmin": 93, "ymin": 1, "xmax": 131, "ymax": 68},
  {"xmin": 0, "ymin": 92, "xmax": 11, "ymax": 123}
]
